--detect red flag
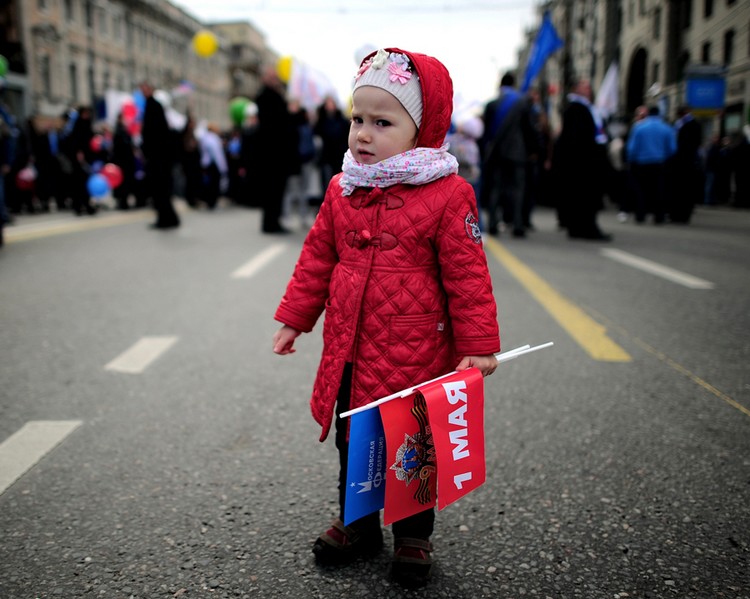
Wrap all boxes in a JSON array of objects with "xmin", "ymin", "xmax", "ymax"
[
  {"xmin": 380, "ymin": 391, "xmax": 437, "ymax": 526},
  {"xmin": 421, "ymin": 368, "xmax": 486, "ymax": 510}
]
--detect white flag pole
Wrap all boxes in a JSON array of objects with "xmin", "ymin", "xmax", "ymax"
[{"xmin": 339, "ymin": 342, "xmax": 554, "ymax": 419}]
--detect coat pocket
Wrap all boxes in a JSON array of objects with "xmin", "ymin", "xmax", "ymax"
[{"xmin": 388, "ymin": 312, "xmax": 446, "ymax": 367}]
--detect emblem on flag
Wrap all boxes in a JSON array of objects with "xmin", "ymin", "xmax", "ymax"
[{"xmin": 389, "ymin": 393, "xmax": 436, "ymax": 506}]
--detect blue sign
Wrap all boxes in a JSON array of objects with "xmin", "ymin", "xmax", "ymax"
[{"xmin": 686, "ymin": 78, "xmax": 726, "ymax": 110}]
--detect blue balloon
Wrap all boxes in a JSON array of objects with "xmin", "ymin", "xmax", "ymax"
[
  {"xmin": 132, "ymin": 89, "xmax": 146, "ymax": 117},
  {"xmin": 91, "ymin": 160, "xmax": 104, "ymax": 173},
  {"xmin": 87, "ymin": 173, "xmax": 110, "ymax": 198}
]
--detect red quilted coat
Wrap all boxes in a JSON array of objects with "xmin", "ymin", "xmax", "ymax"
[{"xmin": 274, "ymin": 48, "xmax": 500, "ymax": 441}]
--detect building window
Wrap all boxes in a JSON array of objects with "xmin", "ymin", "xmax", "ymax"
[
  {"xmin": 682, "ymin": 0, "xmax": 692, "ymax": 29},
  {"xmin": 37, "ymin": 0, "xmax": 48, "ymax": 10},
  {"xmin": 723, "ymin": 29, "xmax": 735, "ymax": 65},
  {"xmin": 653, "ymin": 7, "xmax": 661, "ymax": 40},
  {"xmin": 64, "ymin": 0, "xmax": 74, "ymax": 21},
  {"xmin": 98, "ymin": 8, "xmax": 107, "ymax": 35},
  {"xmin": 652, "ymin": 62, "xmax": 660, "ymax": 85},
  {"xmin": 85, "ymin": 1, "xmax": 94, "ymax": 29},
  {"xmin": 628, "ymin": 0, "xmax": 634, "ymax": 25},
  {"xmin": 40, "ymin": 55, "xmax": 51, "ymax": 97},
  {"xmin": 639, "ymin": 0, "xmax": 646, "ymax": 16},
  {"xmin": 704, "ymin": 0, "xmax": 713, "ymax": 18},
  {"xmin": 69, "ymin": 63, "xmax": 78, "ymax": 102},
  {"xmin": 702, "ymin": 41, "xmax": 711, "ymax": 63}
]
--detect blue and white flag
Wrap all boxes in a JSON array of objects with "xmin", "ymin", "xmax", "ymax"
[
  {"xmin": 344, "ymin": 408, "xmax": 387, "ymax": 525},
  {"xmin": 521, "ymin": 12, "xmax": 564, "ymax": 93}
]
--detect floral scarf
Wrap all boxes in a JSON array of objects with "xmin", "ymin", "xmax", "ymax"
[{"xmin": 339, "ymin": 144, "xmax": 458, "ymax": 196}]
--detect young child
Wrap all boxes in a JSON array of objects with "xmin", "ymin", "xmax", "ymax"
[{"xmin": 272, "ymin": 47, "xmax": 500, "ymax": 587}]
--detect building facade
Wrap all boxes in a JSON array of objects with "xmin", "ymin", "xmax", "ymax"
[
  {"xmin": 1, "ymin": 0, "xmax": 277, "ymax": 128},
  {"xmin": 526, "ymin": 0, "xmax": 749, "ymax": 137}
]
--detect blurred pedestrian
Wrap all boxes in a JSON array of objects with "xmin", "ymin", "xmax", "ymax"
[
  {"xmin": 111, "ymin": 112, "xmax": 137, "ymax": 210},
  {"xmin": 626, "ymin": 106, "xmax": 676, "ymax": 224},
  {"xmin": 551, "ymin": 78, "xmax": 612, "ymax": 240},
  {"xmin": 179, "ymin": 114, "xmax": 202, "ymax": 208},
  {"xmin": 198, "ymin": 123, "xmax": 228, "ymax": 210},
  {"xmin": 479, "ymin": 71, "xmax": 538, "ymax": 237},
  {"xmin": 282, "ymin": 98, "xmax": 316, "ymax": 227},
  {"xmin": 65, "ymin": 106, "xmax": 97, "ymax": 216},
  {"xmin": 30, "ymin": 116, "xmax": 65, "ymax": 212},
  {"xmin": 140, "ymin": 81, "xmax": 179, "ymax": 229},
  {"xmin": 254, "ymin": 65, "xmax": 294, "ymax": 234},
  {"xmin": 670, "ymin": 106, "xmax": 703, "ymax": 223},
  {"xmin": 272, "ymin": 47, "xmax": 499, "ymax": 589},
  {"xmin": 314, "ymin": 95, "xmax": 350, "ymax": 202},
  {"xmin": 731, "ymin": 125, "xmax": 750, "ymax": 207},
  {"xmin": 238, "ymin": 103, "xmax": 261, "ymax": 207}
]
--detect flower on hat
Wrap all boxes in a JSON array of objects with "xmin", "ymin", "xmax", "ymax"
[
  {"xmin": 355, "ymin": 49, "xmax": 414, "ymax": 82},
  {"xmin": 388, "ymin": 61, "xmax": 412, "ymax": 85}
]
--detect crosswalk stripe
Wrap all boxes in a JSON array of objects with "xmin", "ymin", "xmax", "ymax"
[
  {"xmin": 231, "ymin": 243, "xmax": 286, "ymax": 279},
  {"xmin": 105, "ymin": 336, "xmax": 178, "ymax": 373},
  {"xmin": 0, "ymin": 420, "xmax": 83, "ymax": 495},
  {"xmin": 601, "ymin": 248, "xmax": 715, "ymax": 289}
]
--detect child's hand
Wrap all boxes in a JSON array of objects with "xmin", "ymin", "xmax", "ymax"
[
  {"xmin": 273, "ymin": 325, "xmax": 301, "ymax": 355},
  {"xmin": 455, "ymin": 354, "xmax": 498, "ymax": 377}
]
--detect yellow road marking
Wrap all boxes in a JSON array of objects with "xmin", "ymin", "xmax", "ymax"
[
  {"xmin": 5, "ymin": 211, "xmax": 152, "ymax": 243},
  {"xmin": 484, "ymin": 237, "xmax": 631, "ymax": 362},
  {"xmin": 586, "ymin": 306, "xmax": 750, "ymax": 419}
]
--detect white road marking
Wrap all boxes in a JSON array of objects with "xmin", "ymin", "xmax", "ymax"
[
  {"xmin": 0, "ymin": 420, "xmax": 83, "ymax": 495},
  {"xmin": 105, "ymin": 336, "xmax": 178, "ymax": 373},
  {"xmin": 231, "ymin": 243, "xmax": 286, "ymax": 279},
  {"xmin": 601, "ymin": 248, "xmax": 715, "ymax": 289}
]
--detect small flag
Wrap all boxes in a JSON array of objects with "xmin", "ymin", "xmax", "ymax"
[
  {"xmin": 343, "ymin": 408, "xmax": 387, "ymax": 525},
  {"xmin": 521, "ymin": 11, "xmax": 564, "ymax": 93},
  {"xmin": 380, "ymin": 391, "xmax": 437, "ymax": 525},
  {"xmin": 422, "ymin": 368, "xmax": 486, "ymax": 510}
]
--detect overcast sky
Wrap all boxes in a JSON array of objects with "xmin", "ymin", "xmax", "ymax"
[{"xmin": 171, "ymin": 0, "xmax": 540, "ymax": 108}]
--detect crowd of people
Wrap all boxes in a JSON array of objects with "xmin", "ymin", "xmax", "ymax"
[
  {"xmin": 0, "ymin": 73, "xmax": 351, "ymax": 244},
  {"xmin": 2, "ymin": 66, "xmax": 749, "ymax": 247}
]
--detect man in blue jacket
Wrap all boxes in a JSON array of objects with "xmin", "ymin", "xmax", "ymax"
[{"xmin": 626, "ymin": 106, "xmax": 677, "ymax": 224}]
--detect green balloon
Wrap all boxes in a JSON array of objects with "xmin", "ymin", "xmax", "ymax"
[
  {"xmin": 229, "ymin": 96, "xmax": 250, "ymax": 125},
  {"xmin": 0, "ymin": 55, "xmax": 8, "ymax": 77}
]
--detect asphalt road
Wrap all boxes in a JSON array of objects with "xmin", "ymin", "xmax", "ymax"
[{"xmin": 1, "ymin": 201, "xmax": 748, "ymax": 599}]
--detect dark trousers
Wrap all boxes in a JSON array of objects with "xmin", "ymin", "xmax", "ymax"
[
  {"xmin": 485, "ymin": 159, "xmax": 526, "ymax": 234},
  {"xmin": 334, "ymin": 363, "xmax": 435, "ymax": 539},
  {"xmin": 631, "ymin": 162, "xmax": 667, "ymax": 223}
]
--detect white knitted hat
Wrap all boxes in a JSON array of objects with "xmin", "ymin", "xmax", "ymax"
[{"xmin": 352, "ymin": 49, "xmax": 423, "ymax": 128}]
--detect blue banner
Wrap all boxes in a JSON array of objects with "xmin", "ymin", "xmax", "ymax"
[
  {"xmin": 521, "ymin": 12, "xmax": 564, "ymax": 93},
  {"xmin": 344, "ymin": 408, "xmax": 387, "ymax": 525}
]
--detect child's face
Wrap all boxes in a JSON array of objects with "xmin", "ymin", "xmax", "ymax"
[{"xmin": 349, "ymin": 86, "xmax": 418, "ymax": 164}]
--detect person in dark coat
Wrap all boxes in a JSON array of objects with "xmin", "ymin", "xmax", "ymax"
[
  {"xmin": 64, "ymin": 106, "xmax": 97, "ymax": 216},
  {"xmin": 479, "ymin": 71, "xmax": 538, "ymax": 237},
  {"xmin": 314, "ymin": 95, "xmax": 350, "ymax": 200},
  {"xmin": 254, "ymin": 65, "xmax": 294, "ymax": 234},
  {"xmin": 111, "ymin": 112, "xmax": 137, "ymax": 210},
  {"xmin": 140, "ymin": 81, "xmax": 179, "ymax": 229},
  {"xmin": 551, "ymin": 79, "xmax": 612, "ymax": 241},
  {"xmin": 669, "ymin": 106, "xmax": 704, "ymax": 223}
]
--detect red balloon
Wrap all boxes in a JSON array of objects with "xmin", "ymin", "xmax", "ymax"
[
  {"xmin": 101, "ymin": 163, "xmax": 123, "ymax": 189},
  {"xmin": 121, "ymin": 101, "xmax": 138, "ymax": 123},
  {"xmin": 90, "ymin": 134, "xmax": 103, "ymax": 152}
]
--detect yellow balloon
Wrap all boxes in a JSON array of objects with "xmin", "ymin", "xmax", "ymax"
[
  {"xmin": 277, "ymin": 56, "xmax": 293, "ymax": 83},
  {"xmin": 192, "ymin": 30, "xmax": 218, "ymax": 58}
]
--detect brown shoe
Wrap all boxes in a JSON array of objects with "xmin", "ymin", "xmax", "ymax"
[
  {"xmin": 391, "ymin": 537, "xmax": 433, "ymax": 588},
  {"xmin": 312, "ymin": 518, "xmax": 383, "ymax": 566}
]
